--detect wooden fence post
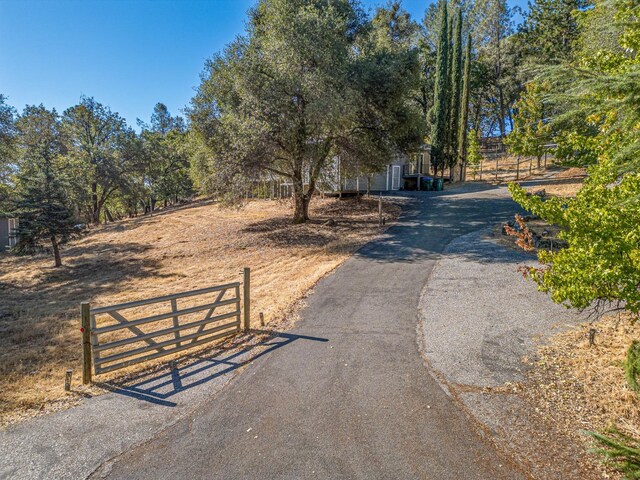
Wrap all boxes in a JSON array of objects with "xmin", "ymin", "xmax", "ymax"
[
  {"xmin": 243, "ymin": 267, "xmax": 251, "ymax": 331},
  {"xmin": 479, "ymin": 160, "xmax": 483, "ymax": 180},
  {"xmin": 378, "ymin": 194, "xmax": 382, "ymax": 227},
  {"xmin": 171, "ymin": 298, "xmax": 181, "ymax": 347},
  {"xmin": 65, "ymin": 369, "xmax": 72, "ymax": 391},
  {"xmin": 81, "ymin": 302, "xmax": 92, "ymax": 384},
  {"xmin": 516, "ymin": 156, "xmax": 520, "ymax": 180}
]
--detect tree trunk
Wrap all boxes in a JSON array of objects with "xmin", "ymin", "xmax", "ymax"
[
  {"xmin": 293, "ymin": 182, "xmax": 311, "ymax": 224},
  {"xmin": 452, "ymin": 161, "xmax": 464, "ymax": 183},
  {"xmin": 51, "ymin": 236, "xmax": 62, "ymax": 267},
  {"xmin": 91, "ymin": 182, "xmax": 99, "ymax": 224}
]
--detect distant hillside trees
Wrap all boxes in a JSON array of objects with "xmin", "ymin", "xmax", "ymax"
[
  {"xmin": 189, "ymin": 0, "xmax": 423, "ymax": 223},
  {"xmin": 63, "ymin": 96, "xmax": 136, "ymax": 224},
  {"xmin": 0, "ymin": 95, "xmax": 196, "ymax": 264},
  {"xmin": 138, "ymin": 103, "xmax": 193, "ymax": 213}
]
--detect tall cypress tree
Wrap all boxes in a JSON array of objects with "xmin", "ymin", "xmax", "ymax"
[
  {"xmin": 448, "ymin": 7, "xmax": 463, "ymax": 179},
  {"xmin": 457, "ymin": 34, "xmax": 472, "ymax": 181},
  {"xmin": 430, "ymin": 0, "xmax": 449, "ymax": 178}
]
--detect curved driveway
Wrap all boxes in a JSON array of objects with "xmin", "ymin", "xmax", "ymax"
[{"xmin": 95, "ymin": 184, "xmax": 527, "ymax": 480}]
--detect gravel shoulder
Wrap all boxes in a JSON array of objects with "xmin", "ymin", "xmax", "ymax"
[{"xmin": 420, "ymin": 227, "xmax": 602, "ymax": 479}]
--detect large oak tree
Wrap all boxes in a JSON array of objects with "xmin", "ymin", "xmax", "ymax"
[
  {"xmin": 63, "ymin": 96, "xmax": 138, "ymax": 224},
  {"xmin": 190, "ymin": 0, "xmax": 422, "ymax": 223}
]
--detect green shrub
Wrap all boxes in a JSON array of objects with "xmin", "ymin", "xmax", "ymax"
[{"xmin": 625, "ymin": 340, "xmax": 640, "ymax": 393}]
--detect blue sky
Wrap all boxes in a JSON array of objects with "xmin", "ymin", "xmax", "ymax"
[{"xmin": 0, "ymin": 0, "xmax": 526, "ymax": 127}]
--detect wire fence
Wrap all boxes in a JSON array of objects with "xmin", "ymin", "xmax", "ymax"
[{"xmin": 467, "ymin": 153, "xmax": 553, "ymax": 183}]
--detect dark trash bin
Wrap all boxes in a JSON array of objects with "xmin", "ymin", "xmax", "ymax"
[
  {"xmin": 421, "ymin": 176, "xmax": 433, "ymax": 191},
  {"xmin": 434, "ymin": 178, "xmax": 444, "ymax": 191}
]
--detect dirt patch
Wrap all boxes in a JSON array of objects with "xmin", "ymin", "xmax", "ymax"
[
  {"xmin": 550, "ymin": 167, "xmax": 588, "ymax": 179},
  {"xmin": 526, "ymin": 166, "xmax": 587, "ymax": 197},
  {"xmin": 468, "ymin": 155, "xmax": 550, "ymax": 183},
  {"xmin": 524, "ymin": 313, "xmax": 639, "ymax": 442},
  {"xmin": 0, "ymin": 196, "xmax": 401, "ymax": 426}
]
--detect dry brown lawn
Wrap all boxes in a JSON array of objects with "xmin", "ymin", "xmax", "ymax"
[
  {"xmin": 525, "ymin": 313, "xmax": 639, "ymax": 471},
  {"xmin": 0, "ymin": 196, "xmax": 401, "ymax": 426},
  {"xmin": 526, "ymin": 166, "xmax": 587, "ymax": 197},
  {"xmin": 468, "ymin": 155, "xmax": 551, "ymax": 182}
]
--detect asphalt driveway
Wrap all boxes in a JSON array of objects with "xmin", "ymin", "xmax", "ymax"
[{"xmin": 91, "ymin": 184, "xmax": 528, "ymax": 480}]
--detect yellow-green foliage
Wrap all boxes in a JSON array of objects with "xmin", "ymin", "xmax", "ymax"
[
  {"xmin": 509, "ymin": 165, "xmax": 640, "ymax": 313},
  {"xmin": 466, "ymin": 129, "xmax": 482, "ymax": 174},
  {"xmin": 505, "ymin": 81, "xmax": 551, "ymax": 159}
]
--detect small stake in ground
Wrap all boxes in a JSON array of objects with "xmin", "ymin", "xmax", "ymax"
[
  {"xmin": 259, "ymin": 312, "xmax": 265, "ymax": 327},
  {"xmin": 589, "ymin": 328, "xmax": 597, "ymax": 347},
  {"xmin": 65, "ymin": 369, "xmax": 72, "ymax": 391},
  {"xmin": 378, "ymin": 194, "xmax": 383, "ymax": 227}
]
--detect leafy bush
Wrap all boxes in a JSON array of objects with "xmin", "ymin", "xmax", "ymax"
[{"xmin": 508, "ymin": 166, "xmax": 640, "ymax": 313}]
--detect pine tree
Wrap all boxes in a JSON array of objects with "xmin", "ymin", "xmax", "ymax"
[
  {"xmin": 457, "ymin": 34, "xmax": 472, "ymax": 181},
  {"xmin": 430, "ymin": 0, "xmax": 450, "ymax": 178},
  {"xmin": 12, "ymin": 105, "xmax": 79, "ymax": 267},
  {"xmin": 0, "ymin": 95, "xmax": 17, "ymax": 214},
  {"xmin": 448, "ymin": 7, "xmax": 463, "ymax": 179},
  {"xmin": 517, "ymin": 0, "xmax": 588, "ymax": 68}
]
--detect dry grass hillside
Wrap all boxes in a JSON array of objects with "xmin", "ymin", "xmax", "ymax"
[
  {"xmin": 526, "ymin": 167, "xmax": 587, "ymax": 197},
  {"xmin": 0, "ymin": 196, "xmax": 401, "ymax": 426}
]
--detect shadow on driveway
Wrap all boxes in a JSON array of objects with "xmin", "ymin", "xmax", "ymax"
[
  {"xmin": 97, "ymin": 331, "xmax": 328, "ymax": 407},
  {"xmin": 362, "ymin": 183, "xmax": 527, "ymax": 264}
]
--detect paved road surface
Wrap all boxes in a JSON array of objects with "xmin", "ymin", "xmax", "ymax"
[{"xmin": 93, "ymin": 184, "xmax": 527, "ymax": 480}]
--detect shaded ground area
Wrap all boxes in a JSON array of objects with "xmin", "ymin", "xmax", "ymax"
[
  {"xmin": 0, "ymin": 196, "xmax": 399, "ymax": 425},
  {"xmin": 420, "ymin": 228, "xmax": 605, "ymax": 479}
]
